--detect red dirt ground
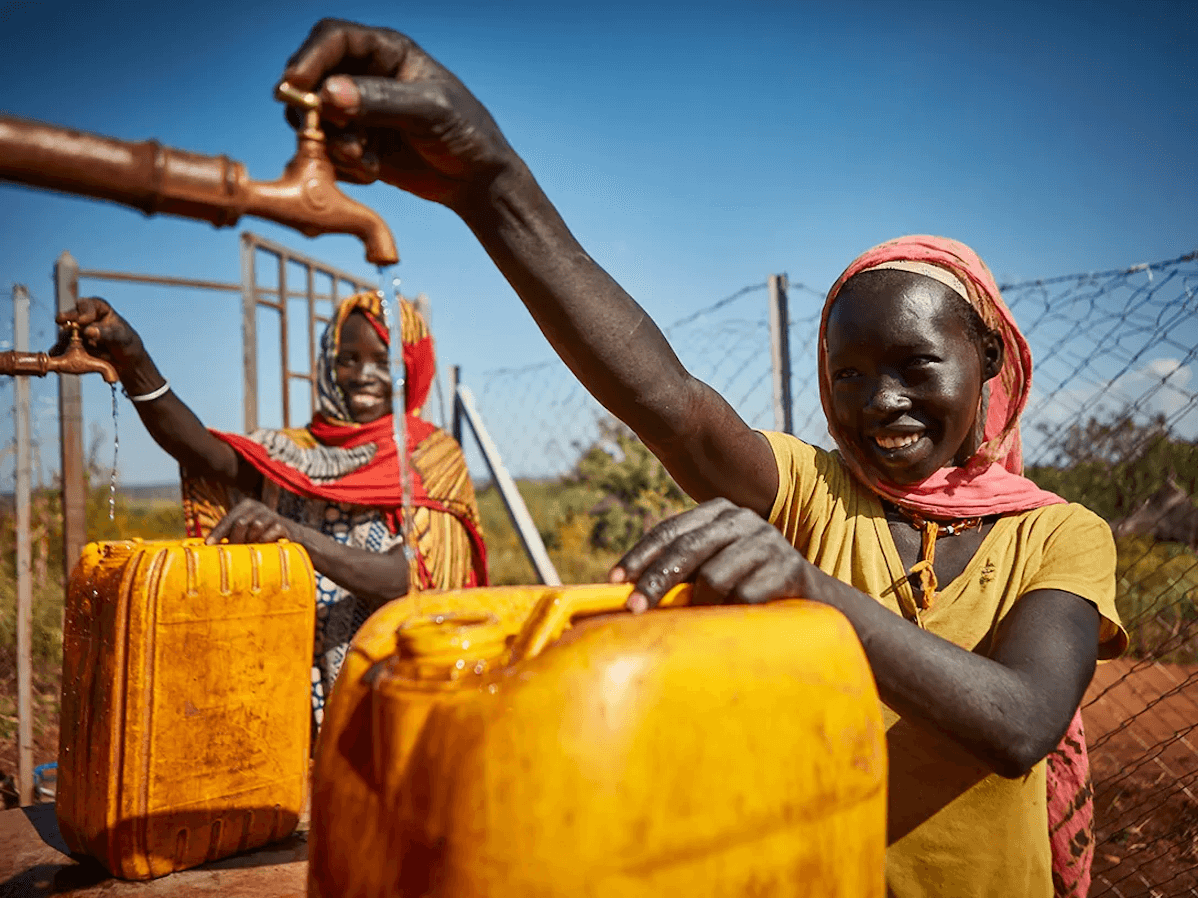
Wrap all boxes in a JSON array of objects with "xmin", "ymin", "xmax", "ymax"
[
  {"xmin": 1085, "ymin": 658, "xmax": 1198, "ymax": 897},
  {"xmin": 4, "ymin": 659, "xmax": 1197, "ymax": 894}
]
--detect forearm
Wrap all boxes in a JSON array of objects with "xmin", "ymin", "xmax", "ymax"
[
  {"xmin": 116, "ymin": 349, "xmax": 243, "ymax": 484},
  {"xmin": 456, "ymin": 163, "xmax": 778, "ymax": 508},
  {"xmin": 290, "ymin": 524, "xmax": 409, "ymax": 608},
  {"xmin": 799, "ymin": 570, "xmax": 1087, "ymax": 777},
  {"xmin": 457, "ymin": 162, "xmax": 700, "ymax": 449}
]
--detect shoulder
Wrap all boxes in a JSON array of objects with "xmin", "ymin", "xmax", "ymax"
[
  {"xmin": 412, "ymin": 423, "xmax": 467, "ymax": 459},
  {"xmin": 759, "ymin": 431, "xmax": 846, "ymax": 479},
  {"xmin": 758, "ymin": 431, "xmax": 861, "ymax": 525},
  {"xmin": 1013, "ymin": 502, "xmax": 1116, "ymax": 553},
  {"xmin": 1007, "ymin": 502, "xmax": 1126, "ymax": 658}
]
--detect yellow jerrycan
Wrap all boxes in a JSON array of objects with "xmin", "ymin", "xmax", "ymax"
[
  {"xmin": 310, "ymin": 584, "xmax": 887, "ymax": 897},
  {"xmin": 57, "ymin": 538, "xmax": 316, "ymax": 879}
]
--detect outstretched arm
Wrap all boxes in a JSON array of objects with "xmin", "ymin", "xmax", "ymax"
[
  {"xmin": 613, "ymin": 499, "xmax": 1102, "ymax": 779},
  {"xmin": 281, "ymin": 20, "xmax": 779, "ymax": 515},
  {"xmin": 58, "ymin": 298, "xmax": 261, "ymax": 495}
]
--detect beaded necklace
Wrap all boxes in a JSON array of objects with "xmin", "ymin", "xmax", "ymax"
[{"xmin": 892, "ymin": 509, "xmax": 984, "ymax": 610}]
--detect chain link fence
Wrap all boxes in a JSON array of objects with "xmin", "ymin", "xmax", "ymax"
[
  {"xmin": 468, "ymin": 251, "xmax": 1198, "ymax": 895},
  {"xmin": 3, "ymin": 250, "xmax": 1197, "ymax": 891},
  {"xmin": 0, "ymin": 283, "xmax": 65, "ymax": 805}
]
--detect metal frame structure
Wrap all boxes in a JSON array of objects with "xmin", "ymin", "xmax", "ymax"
[{"xmin": 239, "ymin": 233, "xmax": 378, "ymax": 432}]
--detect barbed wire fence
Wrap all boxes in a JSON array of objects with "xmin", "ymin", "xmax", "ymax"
[
  {"xmin": 0, "ymin": 282, "xmax": 63, "ymax": 805},
  {"xmin": 2, "ymin": 250, "xmax": 1196, "ymax": 891},
  {"xmin": 469, "ymin": 250, "xmax": 1198, "ymax": 896}
]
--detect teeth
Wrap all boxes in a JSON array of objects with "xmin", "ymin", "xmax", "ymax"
[{"xmin": 876, "ymin": 433, "xmax": 920, "ymax": 450}]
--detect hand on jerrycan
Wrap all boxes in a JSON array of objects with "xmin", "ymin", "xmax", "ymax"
[{"xmin": 611, "ymin": 498, "xmax": 819, "ymax": 613}]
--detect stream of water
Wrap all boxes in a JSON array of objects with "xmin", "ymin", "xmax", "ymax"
[
  {"xmin": 377, "ymin": 267, "xmax": 415, "ymax": 564},
  {"xmin": 109, "ymin": 383, "xmax": 119, "ymax": 520}
]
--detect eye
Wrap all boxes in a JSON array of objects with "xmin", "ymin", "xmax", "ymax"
[{"xmin": 832, "ymin": 367, "xmax": 860, "ymax": 382}]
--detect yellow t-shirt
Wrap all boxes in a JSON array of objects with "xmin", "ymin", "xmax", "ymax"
[{"xmin": 762, "ymin": 431, "xmax": 1126, "ymax": 898}]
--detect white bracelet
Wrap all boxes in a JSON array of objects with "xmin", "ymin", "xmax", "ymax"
[{"xmin": 126, "ymin": 380, "xmax": 171, "ymax": 403}]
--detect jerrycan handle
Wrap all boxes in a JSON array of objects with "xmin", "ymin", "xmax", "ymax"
[{"xmin": 509, "ymin": 583, "xmax": 691, "ymax": 663}]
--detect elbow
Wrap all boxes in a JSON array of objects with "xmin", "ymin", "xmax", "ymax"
[{"xmin": 990, "ymin": 730, "xmax": 1057, "ymax": 780}]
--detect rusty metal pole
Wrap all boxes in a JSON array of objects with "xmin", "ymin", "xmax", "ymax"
[
  {"xmin": 241, "ymin": 235, "xmax": 259, "ymax": 434},
  {"xmin": 13, "ymin": 284, "xmax": 34, "ymax": 806},
  {"xmin": 278, "ymin": 254, "xmax": 289, "ymax": 428},
  {"xmin": 55, "ymin": 251, "xmax": 86, "ymax": 578}
]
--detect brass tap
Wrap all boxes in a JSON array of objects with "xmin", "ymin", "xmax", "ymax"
[
  {"xmin": 0, "ymin": 323, "xmax": 118, "ymax": 383},
  {"xmin": 0, "ymin": 85, "xmax": 399, "ymax": 266},
  {"xmin": 253, "ymin": 82, "xmax": 399, "ymax": 265}
]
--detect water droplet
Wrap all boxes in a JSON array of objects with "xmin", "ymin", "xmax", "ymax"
[
  {"xmin": 487, "ymin": 683, "xmax": 498, "ymax": 695},
  {"xmin": 454, "ymin": 658, "xmax": 466, "ymax": 670},
  {"xmin": 109, "ymin": 383, "xmax": 119, "ymax": 520},
  {"xmin": 473, "ymin": 661, "xmax": 486, "ymax": 675}
]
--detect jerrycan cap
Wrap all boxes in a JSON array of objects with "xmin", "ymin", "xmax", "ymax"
[{"xmin": 396, "ymin": 611, "xmax": 510, "ymax": 681}]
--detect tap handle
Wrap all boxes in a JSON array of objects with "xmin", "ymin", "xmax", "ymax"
[
  {"xmin": 275, "ymin": 81, "xmax": 324, "ymax": 141},
  {"xmin": 54, "ymin": 323, "xmax": 119, "ymax": 383}
]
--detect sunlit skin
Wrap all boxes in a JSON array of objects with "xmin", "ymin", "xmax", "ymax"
[
  {"xmin": 335, "ymin": 310, "xmax": 393, "ymax": 424},
  {"xmin": 826, "ymin": 270, "xmax": 1004, "ymax": 487},
  {"xmin": 280, "ymin": 18, "xmax": 1102, "ymax": 778}
]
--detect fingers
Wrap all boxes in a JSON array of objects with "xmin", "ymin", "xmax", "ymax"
[
  {"xmin": 613, "ymin": 499, "xmax": 741, "ymax": 610},
  {"xmin": 283, "ymin": 19, "xmax": 412, "ymax": 92},
  {"xmin": 55, "ymin": 296, "xmax": 109, "ymax": 328},
  {"xmin": 612, "ymin": 499, "xmax": 808, "ymax": 612},
  {"xmin": 612, "ymin": 499, "xmax": 733, "ymax": 583},
  {"xmin": 204, "ymin": 500, "xmax": 290, "ymax": 545}
]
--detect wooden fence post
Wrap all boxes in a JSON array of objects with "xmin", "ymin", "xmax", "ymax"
[
  {"xmin": 768, "ymin": 274, "xmax": 793, "ymax": 434},
  {"xmin": 54, "ymin": 251, "xmax": 86, "ymax": 579}
]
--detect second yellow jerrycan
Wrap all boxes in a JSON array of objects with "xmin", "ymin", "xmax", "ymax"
[{"xmin": 310, "ymin": 585, "xmax": 887, "ymax": 897}]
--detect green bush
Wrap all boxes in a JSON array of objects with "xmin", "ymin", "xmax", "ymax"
[
  {"xmin": 0, "ymin": 482, "xmax": 185, "ymax": 666},
  {"xmin": 1114, "ymin": 535, "xmax": 1198, "ymax": 662}
]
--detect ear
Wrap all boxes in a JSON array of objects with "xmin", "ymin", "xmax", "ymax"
[{"xmin": 980, "ymin": 329, "xmax": 1004, "ymax": 381}]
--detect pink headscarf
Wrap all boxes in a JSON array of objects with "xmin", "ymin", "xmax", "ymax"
[{"xmin": 819, "ymin": 235, "xmax": 1065, "ymax": 517}]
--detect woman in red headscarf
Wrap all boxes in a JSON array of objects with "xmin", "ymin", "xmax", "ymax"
[
  {"xmin": 276, "ymin": 23, "xmax": 1125, "ymax": 894},
  {"xmin": 62, "ymin": 290, "xmax": 487, "ymax": 731}
]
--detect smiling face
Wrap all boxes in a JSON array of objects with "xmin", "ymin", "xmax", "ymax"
[
  {"xmin": 825, "ymin": 269, "xmax": 1003, "ymax": 485},
  {"xmin": 334, "ymin": 311, "xmax": 393, "ymax": 423}
]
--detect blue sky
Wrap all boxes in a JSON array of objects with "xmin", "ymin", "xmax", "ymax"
[{"xmin": 1, "ymin": 0, "xmax": 1196, "ymax": 486}]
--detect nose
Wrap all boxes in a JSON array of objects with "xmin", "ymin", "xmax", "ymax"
[
  {"xmin": 351, "ymin": 361, "xmax": 389, "ymax": 383},
  {"xmin": 864, "ymin": 374, "xmax": 911, "ymax": 417}
]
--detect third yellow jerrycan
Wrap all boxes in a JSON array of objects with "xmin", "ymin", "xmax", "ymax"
[{"xmin": 310, "ymin": 584, "xmax": 887, "ymax": 897}]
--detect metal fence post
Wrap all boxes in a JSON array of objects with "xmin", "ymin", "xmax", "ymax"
[
  {"xmin": 450, "ymin": 365, "xmax": 462, "ymax": 446},
  {"xmin": 456, "ymin": 383, "xmax": 561, "ymax": 586},
  {"xmin": 768, "ymin": 273, "xmax": 793, "ymax": 434},
  {"xmin": 54, "ymin": 251, "xmax": 86, "ymax": 577},
  {"xmin": 13, "ymin": 284, "xmax": 34, "ymax": 806}
]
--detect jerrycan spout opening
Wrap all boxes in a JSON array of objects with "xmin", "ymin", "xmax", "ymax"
[{"xmin": 394, "ymin": 612, "xmax": 509, "ymax": 680}]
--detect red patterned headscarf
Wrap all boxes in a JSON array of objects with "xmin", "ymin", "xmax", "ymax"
[{"xmin": 317, "ymin": 291, "xmax": 435, "ymax": 422}]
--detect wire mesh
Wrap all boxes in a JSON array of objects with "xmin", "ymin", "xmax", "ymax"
[
  {"xmin": 467, "ymin": 252, "xmax": 1198, "ymax": 894},
  {"xmin": 2, "ymin": 251, "xmax": 1197, "ymax": 891}
]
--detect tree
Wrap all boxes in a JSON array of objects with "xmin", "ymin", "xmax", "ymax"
[
  {"xmin": 1027, "ymin": 410, "xmax": 1198, "ymax": 523},
  {"xmin": 572, "ymin": 418, "xmax": 695, "ymax": 555}
]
